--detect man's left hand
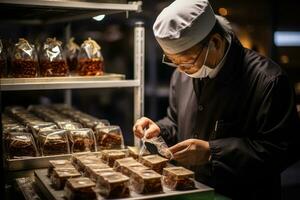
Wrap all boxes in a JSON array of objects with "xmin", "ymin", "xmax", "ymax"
[{"xmin": 169, "ymin": 139, "xmax": 211, "ymax": 166}]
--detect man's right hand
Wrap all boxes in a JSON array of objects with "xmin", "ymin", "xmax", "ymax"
[{"xmin": 133, "ymin": 117, "xmax": 160, "ymax": 139}]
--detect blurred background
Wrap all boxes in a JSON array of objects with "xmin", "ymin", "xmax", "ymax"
[{"xmin": 1, "ymin": 0, "xmax": 300, "ymax": 199}]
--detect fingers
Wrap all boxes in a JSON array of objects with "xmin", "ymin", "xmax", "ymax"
[
  {"xmin": 133, "ymin": 117, "xmax": 151, "ymax": 139},
  {"xmin": 144, "ymin": 124, "xmax": 160, "ymax": 139}
]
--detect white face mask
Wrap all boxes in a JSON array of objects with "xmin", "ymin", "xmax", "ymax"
[{"xmin": 184, "ymin": 44, "xmax": 213, "ymax": 79}]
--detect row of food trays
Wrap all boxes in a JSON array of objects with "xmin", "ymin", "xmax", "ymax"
[
  {"xmin": 2, "ymin": 104, "xmax": 124, "ymax": 159},
  {"xmin": 46, "ymin": 149, "xmax": 196, "ymax": 200}
]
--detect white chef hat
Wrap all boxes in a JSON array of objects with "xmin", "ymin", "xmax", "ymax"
[{"xmin": 153, "ymin": 0, "xmax": 216, "ymax": 54}]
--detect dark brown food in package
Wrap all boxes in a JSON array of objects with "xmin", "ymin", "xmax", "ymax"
[
  {"xmin": 139, "ymin": 155, "xmax": 168, "ymax": 174},
  {"xmin": 40, "ymin": 38, "xmax": 69, "ymax": 77},
  {"xmin": 94, "ymin": 125, "xmax": 124, "ymax": 150},
  {"xmin": 130, "ymin": 169, "xmax": 162, "ymax": 194},
  {"xmin": 75, "ymin": 155, "xmax": 103, "ymax": 172},
  {"xmin": 113, "ymin": 157, "xmax": 137, "ymax": 172},
  {"xmin": 0, "ymin": 39, "xmax": 7, "ymax": 77},
  {"xmin": 67, "ymin": 128, "xmax": 96, "ymax": 153},
  {"xmin": 127, "ymin": 146, "xmax": 150, "ymax": 160},
  {"xmin": 56, "ymin": 121, "xmax": 82, "ymax": 130},
  {"xmin": 51, "ymin": 167, "xmax": 81, "ymax": 190},
  {"xmin": 11, "ymin": 38, "xmax": 38, "ymax": 78},
  {"xmin": 101, "ymin": 150, "xmax": 126, "ymax": 167},
  {"xmin": 48, "ymin": 160, "xmax": 73, "ymax": 177},
  {"xmin": 2, "ymin": 123, "xmax": 27, "ymax": 134},
  {"xmin": 83, "ymin": 163, "xmax": 110, "ymax": 182},
  {"xmin": 95, "ymin": 171, "xmax": 130, "ymax": 198},
  {"xmin": 65, "ymin": 37, "xmax": 79, "ymax": 71},
  {"xmin": 162, "ymin": 167, "xmax": 195, "ymax": 190},
  {"xmin": 29, "ymin": 122, "xmax": 58, "ymax": 140},
  {"xmin": 5, "ymin": 132, "xmax": 38, "ymax": 159},
  {"xmin": 64, "ymin": 177, "xmax": 96, "ymax": 200},
  {"xmin": 118, "ymin": 162, "xmax": 148, "ymax": 177},
  {"xmin": 77, "ymin": 37, "xmax": 104, "ymax": 76},
  {"xmin": 38, "ymin": 129, "xmax": 70, "ymax": 156}
]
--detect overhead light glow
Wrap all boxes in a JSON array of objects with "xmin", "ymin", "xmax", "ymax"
[
  {"xmin": 93, "ymin": 15, "xmax": 105, "ymax": 21},
  {"xmin": 274, "ymin": 31, "xmax": 300, "ymax": 46},
  {"xmin": 218, "ymin": 8, "xmax": 228, "ymax": 16}
]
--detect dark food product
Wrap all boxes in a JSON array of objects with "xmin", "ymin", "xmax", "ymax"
[
  {"xmin": 5, "ymin": 132, "xmax": 38, "ymax": 158},
  {"xmin": 130, "ymin": 169, "xmax": 162, "ymax": 194},
  {"xmin": 48, "ymin": 160, "xmax": 73, "ymax": 177},
  {"xmin": 29, "ymin": 122, "xmax": 58, "ymax": 139},
  {"xmin": 139, "ymin": 155, "xmax": 168, "ymax": 174},
  {"xmin": 77, "ymin": 58, "xmax": 104, "ymax": 76},
  {"xmin": 84, "ymin": 163, "xmax": 110, "ymax": 182},
  {"xmin": 113, "ymin": 157, "xmax": 138, "ymax": 172},
  {"xmin": 51, "ymin": 167, "xmax": 81, "ymax": 190},
  {"xmin": 40, "ymin": 60, "xmax": 69, "ymax": 77},
  {"xmin": 68, "ymin": 129, "xmax": 96, "ymax": 153},
  {"xmin": 95, "ymin": 126, "xmax": 123, "ymax": 150},
  {"xmin": 3, "ymin": 123, "xmax": 27, "ymax": 134},
  {"xmin": 127, "ymin": 146, "xmax": 150, "ymax": 160},
  {"xmin": 162, "ymin": 167, "xmax": 195, "ymax": 190},
  {"xmin": 76, "ymin": 156, "xmax": 103, "ymax": 172},
  {"xmin": 95, "ymin": 172, "xmax": 130, "ymax": 198},
  {"xmin": 120, "ymin": 163, "xmax": 149, "ymax": 177},
  {"xmin": 11, "ymin": 59, "xmax": 38, "ymax": 78},
  {"xmin": 64, "ymin": 177, "xmax": 96, "ymax": 200},
  {"xmin": 38, "ymin": 130, "xmax": 70, "ymax": 156},
  {"xmin": 56, "ymin": 121, "xmax": 82, "ymax": 130},
  {"xmin": 101, "ymin": 150, "xmax": 126, "ymax": 167}
]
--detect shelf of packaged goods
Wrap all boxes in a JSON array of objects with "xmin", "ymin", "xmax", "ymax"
[
  {"xmin": 0, "ymin": 0, "xmax": 142, "ymax": 24},
  {"xmin": 0, "ymin": 74, "xmax": 141, "ymax": 91}
]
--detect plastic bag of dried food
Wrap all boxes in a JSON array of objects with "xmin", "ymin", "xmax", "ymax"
[
  {"xmin": 162, "ymin": 166, "xmax": 195, "ymax": 190},
  {"xmin": 5, "ymin": 132, "xmax": 39, "ymax": 159},
  {"xmin": 65, "ymin": 37, "xmax": 79, "ymax": 72},
  {"xmin": 40, "ymin": 38, "xmax": 69, "ymax": 77},
  {"xmin": 28, "ymin": 121, "xmax": 58, "ymax": 140},
  {"xmin": 0, "ymin": 39, "xmax": 7, "ymax": 77},
  {"xmin": 38, "ymin": 129, "xmax": 70, "ymax": 156},
  {"xmin": 94, "ymin": 125, "xmax": 124, "ymax": 150},
  {"xmin": 77, "ymin": 37, "xmax": 104, "ymax": 76},
  {"xmin": 11, "ymin": 38, "xmax": 38, "ymax": 78},
  {"xmin": 67, "ymin": 128, "xmax": 96, "ymax": 153}
]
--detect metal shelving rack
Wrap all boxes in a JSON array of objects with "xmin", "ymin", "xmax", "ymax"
[{"xmin": 0, "ymin": 0, "xmax": 144, "ymax": 170}]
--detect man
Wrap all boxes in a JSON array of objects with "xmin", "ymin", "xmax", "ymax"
[{"xmin": 133, "ymin": 0, "xmax": 300, "ymax": 199}]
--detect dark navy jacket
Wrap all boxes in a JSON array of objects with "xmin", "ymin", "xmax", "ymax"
[{"xmin": 157, "ymin": 35, "xmax": 300, "ymax": 200}]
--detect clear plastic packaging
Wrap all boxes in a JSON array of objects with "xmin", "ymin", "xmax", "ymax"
[
  {"xmin": 28, "ymin": 122, "xmax": 58, "ymax": 140},
  {"xmin": 38, "ymin": 129, "xmax": 70, "ymax": 156},
  {"xmin": 11, "ymin": 38, "xmax": 38, "ymax": 78},
  {"xmin": 94, "ymin": 125, "xmax": 124, "ymax": 150},
  {"xmin": 139, "ymin": 155, "xmax": 168, "ymax": 174},
  {"xmin": 65, "ymin": 37, "xmax": 79, "ymax": 72},
  {"xmin": 101, "ymin": 150, "xmax": 126, "ymax": 167},
  {"xmin": 84, "ymin": 165, "xmax": 113, "ymax": 182},
  {"xmin": 64, "ymin": 177, "xmax": 96, "ymax": 200},
  {"xmin": 51, "ymin": 167, "xmax": 81, "ymax": 190},
  {"xmin": 130, "ymin": 169, "xmax": 162, "ymax": 194},
  {"xmin": 40, "ymin": 38, "xmax": 69, "ymax": 77},
  {"xmin": 0, "ymin": 39, "xmax": 7, "ymax": 77},
  {"xmin": 56, "ymin": 121, "xmax": 82, "ymax": 130},
  {"xmin": 48, "ymin": 160, "xmax": 73, "ymax": 177},
  {"xmin": 78, "ymin": 37, "xmax": 104, "ymax": 76},
  {"xmin": 4, "ymin": 132, "xmax": 39, "ymax": 159},
  {"xmin": 140, "ymin": 136, "xmax": 173, "ymax": 160},
  {"xmin": 127, "ymin": 146, "xmax": 149, "ymax": 160},
  {"xmin": 67, "ymin": 128, "xmax": 96, "ymax": 153},
  {"xmin": 2, "ymin": 123, "xmax": 27, "ymax": 134},
  {"xmin": 113, "ymin": 157, "xmax": 137, "ymax": 172},
  {"xmin": 162, "ymin": 167, "xmax": 195, "ymax": 190},
  {"xmin": 75, "ymin": 155, "xmax": 103, "ymax": 172},
  {"xmin": 95, "ymin": 171, "xmax": 130, "ymax": 198}
]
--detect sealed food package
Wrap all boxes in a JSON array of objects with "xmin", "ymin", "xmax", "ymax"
[
  {"xmin": 0, "ymin": 39, "xmax": 7, "ymax": 77},
  {"xmin": 71, "ymin": 153, "xmax": 100, "ymax": 169},
  {"xmin": 127, "ymin": 146, "xmax": 149, "ymax": 160},
  {"xmin": 162, "ymin": 167, "xmax": 195, "ymax": 190},
  {"xmin": 75, "ymin": 155, "xmax": 103, "ymax": 172},
  {"xmin": 140, "ymin": 136, "xmax": 173, "ymax": 160},
  {"xmin": 120, "ymin": 163, "xmax": 149, "ymax": 177},
  {"xmin": 94, "ymin": 125, "xmax": 124, "ymax": 150},
  {"xmin": 77, "ymin": 37, "xmax": 104, "ymax": 76},
  {"xmin": 65, "ymin": 37, "xmax": 79, "ymax": 72},
  {"xmin": 28, "ymin": 122, "xmax": 58, "ymax": 139},
  {"xmin": 67, "ymin": 128, "xmax": 96, "ymax": 153},
  {"xmin": 51, "ymin": 167, "xmax": 81, "ymax": 190},
  {"xmin": 48, "ymin": 160, "xmax": 73, "ymax": 177},
  {"xmin": 95, "ymin": 171, "xmax": 130, "ymax": 198},
  {"xmin": 40, "ymin": 38, "xmax": 69, "ymax": 77},
  {"xmin": 130, "ymin": 169, "xmax": 162, "ymax": 194},
  {"xmin": 83, "ymin": 163, "xmax": 110, "ymax": 182},
  {"xmin": 2, "ymin": 122, "xmax": 27, "ymax": 134},
  {"xmin": 64, "ymin": 177, "xmax": 96, "ymax": 200},
  {"xmin": 38, "ymin": 129, "xmax": 70, "ymax": 156},
  {"xmin": 139, "ymin": 154, "xmax": 168, "ymax": 174},
  {"xmin": 113, "ymin": 157, "xmax": 137, "ymax": 172},
  {"xmin": 11, "ymin": 38, "xmax": 38, "ymax": 78},
  {"xmin": 92, "ymin": 119, "xmax": 110, "ymax": 130},
  {"xmin": 5, "ymin": 132, "xmax": 39, "ymax": 159},
  {"xmin": 56, "ymin": 121, "xmax": 82, "ymax": 130},
  {"xmin": 101, "ymin": 150, "xmax": 126, "ymax": 167}
]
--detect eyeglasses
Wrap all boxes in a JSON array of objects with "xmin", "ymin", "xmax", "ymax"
[{"xmin": 162, "ymin": 46, "xmax": 204, "ymax": 69}]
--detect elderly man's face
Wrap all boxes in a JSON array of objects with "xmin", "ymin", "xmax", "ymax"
[{"xmin": 164, "ymin": 43, "xmax": 208, "ymax": 74}]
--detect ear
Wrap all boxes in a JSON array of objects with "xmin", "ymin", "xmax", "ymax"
[{"xmin": 210, "ymin": 33, "xmax": 223, "ymax": 51}]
